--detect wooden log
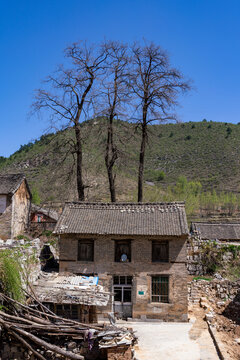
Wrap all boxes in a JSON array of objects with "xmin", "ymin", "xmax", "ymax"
[
  {"xmin": 24, "ymin": 313, "xmax": 52, "ymax": 325},
  {"xmin": 7, "ymin": 326, "xmax": 47, "ymax": 360},
  {"xmin": 1, "ymin": 293, "xmax": 102, "ymax": 330},
  {"xmin": 0, "ymin": 318, "xmax": 84, "ymax": 360},
  {"xmin": 23, "ymin": 286, "xmax": 52, "ymax": 319}
]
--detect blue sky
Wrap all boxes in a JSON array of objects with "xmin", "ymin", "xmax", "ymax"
[{"xmin": 0, "ymin": 0, "xmax": 240, "ymax": 157}]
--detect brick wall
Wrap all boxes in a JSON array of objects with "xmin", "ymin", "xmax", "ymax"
[{"xmin": 59, "ymin": 234, "xmax": 188, "ymax": 322}]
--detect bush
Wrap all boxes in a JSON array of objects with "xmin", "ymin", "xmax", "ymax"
[
  {"xmin": 185, "ymin": 135, "xmax": 191, "ymax": 140},
  {"xmin": 157, "ymin": 171, "xmax": 166, "ymax": 181},
  {"xmin": 32, "ymin": 187, "xmax": 41, "ymax": 205},
  {"xmin": 15, "ymin": 234, "xmax": 31, "ymax": 241},
  {"xmin": 226, "ymin": 127, "xmax": 232, "ymax": 137},
  {"xmin": 145, "ymin": 169, "xmax": 166, "ymax": 182},
  {"xmin": 0, "ymin": 250, "xmax": 24, "ymax": 302}
]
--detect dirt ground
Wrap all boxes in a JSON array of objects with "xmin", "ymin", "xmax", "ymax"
[{"xmin": 189, "ymin": 301, "xmax": 240, "ymax": 360}]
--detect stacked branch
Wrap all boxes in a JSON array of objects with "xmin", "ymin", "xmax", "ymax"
[{"xmin": 0, "ymin": 293, "xmax": 136, "ymax": 360}]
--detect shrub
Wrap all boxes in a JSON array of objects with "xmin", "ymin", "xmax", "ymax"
[
  {"xmin": 226, "ymin": 127, "xmax": 232, "ymax": 136},
  {"xmin": 0, "ymin": 250, "xmax": 24, "ymax": 302},
  {"xmin": 145, "ymin": 169, "xmax": 166, "ymax": 182},
  {"xmin": 157, "ymin": 171, "xmax": 166, "ymax": 181},
  {"xmin": 185, "ymin": 135, "xmax": 191, "ymax": 140},
  {"xmin": 32, "ymin": 187, "xmax": 41, "ymax": 205}
]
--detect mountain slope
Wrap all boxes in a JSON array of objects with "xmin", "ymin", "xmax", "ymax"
[{"xmin": 1, "ymin": 120, "xmax": 240, "ymax": 203}]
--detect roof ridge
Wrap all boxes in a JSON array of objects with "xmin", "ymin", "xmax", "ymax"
[
  {"xmin": 192, "ymin": 222, "xmax": 240, "ymax": 225},
  {"xmin": 64, "ymin": 201, "xmax": 185, "ymax": 206}
]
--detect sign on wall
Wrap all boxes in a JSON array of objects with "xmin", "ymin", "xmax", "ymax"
[{"xmin": 137, "ymin": 285, "xmax": 148, "ymax": 299}]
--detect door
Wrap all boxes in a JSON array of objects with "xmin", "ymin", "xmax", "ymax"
[{"xmin": 113, "ymin": 276, "xmax": 132, "ymax": 319}]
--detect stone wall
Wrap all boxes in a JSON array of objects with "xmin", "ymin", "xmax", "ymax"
[
  {"xmin": 59, "ymin": 234, "xmax": 188, "ymax": 322},
  {"xmin": 0, "ymin": 204, "xmax": 12, "ymax": 240},
  {"xmin": 186, "ymin": 235, "xmax": 205, "ymax": 275},
  {"xmin": 188, "ymin": 279, "xmax": 240, "ymax": 304}
]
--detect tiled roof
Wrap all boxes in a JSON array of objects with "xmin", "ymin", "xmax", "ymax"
[
  {"xmin": 31, "ymin": 204, "xmax": 59, "ymax": 221},
  {"xmin": 191, "ymin": 222, "xmax": 240, "ymax": 240},
  {"xmin": 54, "ymin": 202, "xmax": 188, "ymax": 236},
  {"xmin": 0, "ymin": 173, "xmax": 26, "ymax": 195}
]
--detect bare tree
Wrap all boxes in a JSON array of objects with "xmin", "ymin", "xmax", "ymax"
[
  {"xmin": 97, "ymin": 41, "xmax": 130, "ymax": 202},
  {"xmin": 33, "ymin": 42, "xmax": 107, "ymax": 201},
  {"xmin": 129, "ymin": 42, "xmax": 190, "ymax": 202}
]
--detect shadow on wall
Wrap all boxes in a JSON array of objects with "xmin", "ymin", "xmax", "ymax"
[
  {"xmin": 40, "ymin": 245, "xmax": 59, "ymax": 272},
  {"xmin": 223, "ymin": 290, "xmax": 240, "ymax": 325}
]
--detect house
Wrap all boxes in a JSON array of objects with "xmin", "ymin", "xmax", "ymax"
[
  {"xmin": 190, "ymin": 222, "xmax": 240, "ymax": 244},
  {"xmin": 33, "ymin": 272, "xmax": 110, "ymax": 323},
  {"xmin": 54, "ymin": 202, "xmax": 189, "ymax": 322},
  {"xmin": 30, "ymin": 204, "xmax": 59, "ymax": 232},
  {"xmin": 0, "ymin": 174, "xmax": 31, "ymax": 239}
]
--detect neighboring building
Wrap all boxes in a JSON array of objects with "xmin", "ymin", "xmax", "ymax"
[
  {"xmin": 0, "ymin": 174, "xmax": 31, "ymax": 239},
  {"xmin": 54, "ymin": 202, "xmax": 189, "ymax": 322},
  {"xmin": 33, "ymin": 273, "xmax": 110, "ymax": 323},
  {"xmin": 30, "ymin": 204, "xmax": 59, "ymax": 232},
  {"xmin": 190, "ymin": 222, "xmax": 240, "ymax": 243}
]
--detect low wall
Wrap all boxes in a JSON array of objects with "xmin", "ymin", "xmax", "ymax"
[{"xmin": 188, "ymin": 279, "xmax": 240, "ymax": 304}]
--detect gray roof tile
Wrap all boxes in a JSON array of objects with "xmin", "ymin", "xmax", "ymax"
[
  {"xmin": 191, "ymin": 222, "xmax": 240, "ymax": 240},
  {"xmin": 54, "ymin": 202, "xmax": 188, "ymax": 236},
  {"xmin": 0, "ymin": 173, "xmax": 26, "ymax": 195}
]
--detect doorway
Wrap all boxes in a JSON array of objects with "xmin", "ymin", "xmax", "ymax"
[{"xmin": 113, "ymin": 276, "xmax": 132, "ymax": 319}]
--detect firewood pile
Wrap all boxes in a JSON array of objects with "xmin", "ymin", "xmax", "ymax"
[{"xmin": 0, "ymin": 293, "xmax": 137, "ymax": 360}]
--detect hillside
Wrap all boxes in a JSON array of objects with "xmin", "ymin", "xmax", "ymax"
[{"xmin": 1, "ymin": 120, "xmax": 240, "ymax": 207}]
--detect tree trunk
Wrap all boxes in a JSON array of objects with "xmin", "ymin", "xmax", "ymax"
[
  {"xmin": 137, "ymin": 125, "xmax": 147, "ymax": 202},
  {"xmin": 138, "ymin": 106, "xmax": 147, "ymax": 202},
  {"xmin": 105, "ymin": 115, "xmax": 117, "ymax": 202},
  {"xmin": 75, "ymin": 123, "xmax": 85, "ymax": 201}
]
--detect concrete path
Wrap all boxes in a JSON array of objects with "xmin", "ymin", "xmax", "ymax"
[{"xmin": 117, "ymin": 321, "xmax": 219, "ymax": 360}]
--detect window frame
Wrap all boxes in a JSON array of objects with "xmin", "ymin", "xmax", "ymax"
[
  {"xmin": 77, "ymin": 239, "xmax": 94, "ymax": 262},
  {"xmin": 114, "ymin": 240, "xmax": 132, "ymax": 263},
  {"xmin": 152, "ymin": 240, "xmax": 169, "ymax": 263},
  {"xmin": 151, "ymin": 275, "xmax": 169, "ymax": 303}
]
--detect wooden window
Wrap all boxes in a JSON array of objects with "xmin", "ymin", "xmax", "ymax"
[
  {"xmin": 115, "ymin": 240, "xmax": 131, "ymax": 262},
  {"xmin": 151, "ymin": 275, "xmax": 169, "ymax": 303},
  {"xmin": 54, "ymin": 304, "xmax": 79, "ymax": 320},
  {"xmin": 152, "ymin": 241, "xmax": 169, "ymax": 262},
  {"xmin": 113, "ymin": 276, "xmax": 132, "ymax": 285},
  {"xmin": 78, "ymin": 240, "xmax": 94, "ymax": 261}
]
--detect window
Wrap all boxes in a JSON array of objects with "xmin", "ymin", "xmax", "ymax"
[
  {"xmin": 55, "ymin": 304, "xmax": 79, "ymax": 320},
  {"xmin": 115, "ymin": 240, "xmax": 131, "ymax": 262},
  {"xmin": 78, "ymin": 240, "xmax": 94, "ymax": 261},
  {"xmin": 113, "ymin": 276, "xmax": 132, "ymax": 285},
  {"xmin": 152, "ymin": 241, "xmax": 169, "ymax": 262},
  {"xmin": 152, "ymin": 275, "xmax": 169, "ymax": 303}
]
